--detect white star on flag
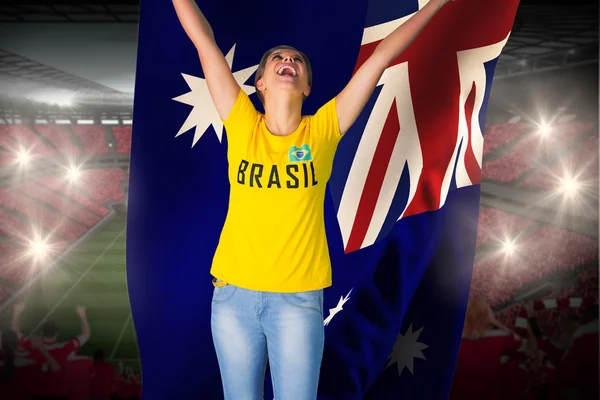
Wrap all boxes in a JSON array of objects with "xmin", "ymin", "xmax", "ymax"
[
  {"xmin": 172, "ymin": 44, "xmax": 258, "ymax": 146},
  {"xmin": 324, "ymin": 289, "xmax": 353, "ymax": 326},
  {"xmin": 386, "ymin": 323, "xmax": 429, "ymax": 376}
]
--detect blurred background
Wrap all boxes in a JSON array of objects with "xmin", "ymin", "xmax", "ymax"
[{"xmin": 0, "ymin": 1, "xmax": 597, "ymax": 399}]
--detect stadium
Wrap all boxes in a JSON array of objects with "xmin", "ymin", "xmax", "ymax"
[{"xmin": 0, "ymin": 2, "xmax": 598, "ymax": 399}]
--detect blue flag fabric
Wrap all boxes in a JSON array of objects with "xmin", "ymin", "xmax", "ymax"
[
  {"xmin": 128, "ymin": 0, "xmax": 519, "ymax": 398},
  {"xmin": 318, "ymin": 0, "xmax": 519, "ymax": 397}
]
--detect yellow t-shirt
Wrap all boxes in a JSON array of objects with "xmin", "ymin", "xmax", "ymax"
[{"xmin": 210, "ymin": 90, "xmax": 342, "ymax": 292}]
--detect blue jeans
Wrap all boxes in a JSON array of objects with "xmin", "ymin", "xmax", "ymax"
[{"xmin": 211, "ymin": 281, "xmax": 325, "ymax": 400}]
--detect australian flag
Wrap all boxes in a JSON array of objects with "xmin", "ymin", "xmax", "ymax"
[{"xmin": 127, "ymin": 0, "xmax": 520, "ymax": 399}]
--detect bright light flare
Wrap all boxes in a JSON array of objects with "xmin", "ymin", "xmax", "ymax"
[
  {"xmin": 501, "ymin": 239, "xmax": 517, "ymax": 256},
  {"xmin": 67, "ymin": 166, "xmax": 81, "ymax": 182},
  {"xmin": 559, "ymin": 176, "xmax": 580, "ymax": 197},
  {"xmin": 28, "ymin": 238, "xmax": 49, "ymax": 261},
  {"xmin": 537, "ymin": 123, "xmax": 551, "ymax": 137},
  {"xmin": 16, "ymin": 149, "xmax": 31, "ymax": 166},
  {"xmin": 29, "ymin": 90, "xmax": 74, "ymax": 107}
]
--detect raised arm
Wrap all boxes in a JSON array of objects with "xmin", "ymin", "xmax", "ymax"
[
  {"xmin": 76, "ymin": 306, "xmax": 91, "ymax": 339},
  {"xmin": 172, "ymin": 0, "xmax": 241, "ymax": 119},
  {"xmin": 335, "ymin": 0, "xmax": 451, "ymax": 135}
]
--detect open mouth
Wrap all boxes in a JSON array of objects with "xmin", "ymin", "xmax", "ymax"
[{"xmin": 277, "ymin": 64, "xmax": 298, "ymax": 77}]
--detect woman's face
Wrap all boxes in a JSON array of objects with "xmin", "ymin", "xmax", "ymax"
[{"xmin": 257, "ymin": 49, "xmax": 311, "ymax": 101}]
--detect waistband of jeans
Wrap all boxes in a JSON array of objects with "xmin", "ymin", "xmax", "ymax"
[{"xmin": 212, "ymin": 278, "xmax": 228, "ymax": 287}]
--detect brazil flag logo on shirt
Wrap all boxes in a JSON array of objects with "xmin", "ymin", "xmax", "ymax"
[{"xmin": 288, "ymin": 144, "xmax": 313, "ymax": 162}]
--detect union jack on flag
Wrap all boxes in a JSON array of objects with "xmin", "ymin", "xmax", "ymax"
[
  {"xmin": 321, "ymin": 0, "xmax": 520, "ymax": 398},
  {"xmin": 330, "ymin": 0, "xmax": 520, "ymax": 253}
]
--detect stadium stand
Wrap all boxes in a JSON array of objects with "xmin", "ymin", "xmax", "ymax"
[
  {"xmin": 69, "ymin": 168, "xmax": 126, "ymax": 204},
  {"xmin": 482, "ymin": 123, "xmax": 533, "ymax": 156},
  {"xmin": 0, "ymin": 125, "xmax": 58, "ymax": 161},
  {"xmin": 34, "ymin": 125, "xmax": 82, "ymax": 157},
  {"xmin": 0, "ymin": 167, "xmax": 126, "ymax": 291},
  {"xmin": 113, "ymin": 126, "xmax": 132, "ymax": 154},
  {"xmin": 0, "ymin": 148, "xmax": 14, "ymax": 166},
  {"xmin": 471, "ymin": 225, "xmax": 597, "ymax": 306},
  {"xmin": 520, "ymin": 132, "xmax": 599, "ymax": 190},
  {"xmin": 40, "ymin": 175, "xmax": 111, "ymax": 217},
  {"xmin": 482, "ymin": 122, "xmax": 594, "ymax": 183},
  {"xmin": 14, "ymin": 182, "xmax": 103, "ymax": 228},
  {"xmin": 0, "ymin": 189, "xmax": 87, "ymax": 241},
  {"xmin": 476, "ymin": 208, "xmax": 534, "ymax": 248},
  {"xmin": 71, "ymin": 125, "xmax": 110, "ymax": 155}
]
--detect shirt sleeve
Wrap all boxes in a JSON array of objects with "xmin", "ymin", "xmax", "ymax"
[
  {"xmin": 64, "ymin": 335, "xmax": 88, "ymax": 354},
  {"xmin": 311, "ymin": 97, "xmax": 342, "ymax": 145},
  {"xmin": 223, "ymin": 89, "xmax": 260, "ymax": 142},
  {"xmin": 76, "ymin": 334, "xmax": 89, "ymax": 347}
]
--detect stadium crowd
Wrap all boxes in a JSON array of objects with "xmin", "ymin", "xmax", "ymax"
[
  {"xmin": 0, "ymin": 304, "xmax": 141, "ymax": 400},
  {"xmin": 450, "ymin": 289, "xmax": 599, "ymax": 400}
]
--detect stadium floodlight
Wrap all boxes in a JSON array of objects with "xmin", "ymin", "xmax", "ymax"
[
  {"xmin": 560, "ymin": 177, "xmax": 580, "ymax": 196},
  {"xmin": 507, "ymin": 115, "xmax": 521, "ymax": 124},
  {"xmin": 537, "ymin": 123, "xmax": 551, "ymax": 137},
  {"xmin": 122, "ymin": 119, "xmax": 133, "ymax": 125},
  {"xmin": 29, "ymin": 239, "xmax": 49, "ymax": 261},
  {"xmin": 77, "ymin": 119, "xmax": 94, "ymax": 125},
  {"xmin": 101, "ymin": 119, "xmax": 119, "ymax": 125},
  {"xmin": 67, "ymin": 165, "xmax": 81, "ymax": 182},
  {"xmin": 56, "ymin": 119, "xmax": 72, "ymax": 124},
  {"xmin": 16, "ymin": 150, "xmax": 31, "ymax": 166},
  {"xmin": 30, "ymin": 91, "xmax": 73, "ymax": 107},
  {"xmin": 501, "ymin": 239, "xmax": 516, "ymax": 256},
  {"xmin": 35, "ymin": 119, "xmax": 49, "ymax": 124},
  {"xmin": 518, "ymin": 59, "xmax": 527, "ymax": 67}
]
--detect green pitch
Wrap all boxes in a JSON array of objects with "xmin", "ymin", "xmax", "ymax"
[{"xmin": 13, "ymin": 213, "xmax": 140, "ymax": 371}]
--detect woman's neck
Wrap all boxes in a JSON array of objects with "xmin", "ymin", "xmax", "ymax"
[{"xmin": 263, "ymin": 95, "xmax": 303, "ymax": 136}]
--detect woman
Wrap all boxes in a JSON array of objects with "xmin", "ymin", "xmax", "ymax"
[{"xmin": 172, "ymin": 0, "xmax": 454, "ymax": 398}]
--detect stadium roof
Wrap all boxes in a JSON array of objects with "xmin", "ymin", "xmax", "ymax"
[
  {"xmin": 495, "ymin": 4, "xmax": 598, "ymax": 79},
  {"xmin": 0, "ymin": 2, "xmax": 596, "ymax": 116}
]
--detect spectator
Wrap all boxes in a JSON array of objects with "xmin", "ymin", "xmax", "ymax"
[
  {"xmin": 449, "ymin": 297, "xmax": 533, "ymax": 400},
  {"xmin": 66, "ymin": 352, "xmax": 93, "ymax": 400},
  {"xmin": 0, "ymin": 329, "xmax": 60, "ymax": 400},
  {"xmin": 114, "ymin": 365, "xmax": 137, "ymax": 400},
  {"xmin": 559, "ymin": 304, "xmax": 599, "ymax": 400},
  {"xmin": 13, "ymin": 305, "xmax": 91, "ymax": 400},
  {"xmin": 89, "ymin": 350, "xmax": 116, "ymax": 400}
]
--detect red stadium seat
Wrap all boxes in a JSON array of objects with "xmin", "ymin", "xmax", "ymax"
[
  {"xmin": 71, "ymin": 125, "xmax": 109, "ymax": 155},
  {"xmin": 34, "ymin": 125, "xmax": 82, "ymax": 157},
  {"xmin": 483, "ymin": 122, "xmax": 593, "ymax": 183},
  {"xmin": 113, "ymin": 126, "xmax": 132, "ymax": 154}
]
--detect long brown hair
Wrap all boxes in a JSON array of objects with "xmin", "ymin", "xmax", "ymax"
[
  {"xmin": 254, "ymin": 45, "xmax": 313, "ymax": 105},
  {"xmin": 462, "ymin": 297, "xmax": 493, "ymax": 340}
]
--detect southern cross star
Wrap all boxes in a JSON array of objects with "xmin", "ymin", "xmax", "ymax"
[
  {"xmin": 386, "ymin": 323, "xmax": 429, "ymax": 376},
  {"xmin": 172, "ymin": 44, "xmax": 258, "ymax": 146},
  {"xmin": 324, "ymin": 289, "xmax": 353, "ymax": 326}
]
